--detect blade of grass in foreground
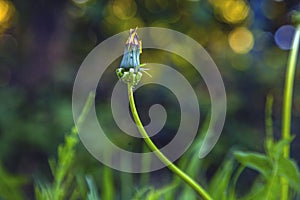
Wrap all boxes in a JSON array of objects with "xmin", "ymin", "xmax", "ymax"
[
  {"xmin": 35, "ymin": 92, "xmax": 95, "ymax": 200},
  {"xmin": 281, "ymin": 18, "xmax": 300, "ymax": 200}
]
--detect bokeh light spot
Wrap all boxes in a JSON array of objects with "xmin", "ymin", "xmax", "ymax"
[
  {"xmin": 228, "ymin": 27, "xmax": 254, "ymax": 54},
  {"xmin": 223, "ymin": 0, "xmax": 249, "ymax": 23},
  {"xmin": 0, "ymin": 0, "xmax": 14, "ymax": 26},
  {"xmin": 210, "ymin": 0, "xmax": 249, "ymax": 24},
  {"xmin": 274, "ymin": 25, "xmax": 295, "ymax": 50},
  {"xmin": 112, "ymin": 0, "xmax": 137, "ymax": 20},
  {"xmin": 0, "ymin": 1, "xmax": 9, "ymax": 23}
]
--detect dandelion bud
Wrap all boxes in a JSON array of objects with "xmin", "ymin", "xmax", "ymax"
[
  {"xmin": 117, "ymin": 27, "xmax": 144, "ymax": 86},
  {"xmin": 120, "ymin": 27, "xmax": 141, "ymax": 69}
]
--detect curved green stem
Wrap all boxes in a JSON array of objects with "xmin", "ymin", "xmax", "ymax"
[
  {"xmin": 127, "ymin": 84, "xmax": 212, "ymax": 200},
  {"xmin": 281, "ymin": 24, "xmax": 300, "ymax": 200}
]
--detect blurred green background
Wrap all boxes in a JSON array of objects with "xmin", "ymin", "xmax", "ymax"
[{"xmin": 0, "ymin": 0, "xmax": 300, "ymax": 199}]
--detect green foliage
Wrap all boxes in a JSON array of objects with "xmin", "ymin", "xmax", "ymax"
[
  {"xmin": 277, "ymin": 157, "xmax": 300, "ymax": 192},
  {"xmin": 102, "ymin": 166, "xmax": 115, "ymax": 200},
  {"xmin": 86, "ymin": 176, "xmax": 100, "ymax": 200},
  {"xmin": 230, "ymin": 92, "xmax": 300, "ymax": 199},
  {"xmin": 34, "ymin": 128, "xmax": 79, "ymax": 200},
  {"xmin": 233, "ymin": 126, "xmax": 300, "ymax": 199},
  {"xmin": 234, "ymin": 151, "xmax": 272, "ymax": 178},
  {"xmin": 208, "ymin": 159, "xmax": 234, "ymax": 200},
  {"xmin": 34, "ymin": 93, "xmax": 95, "ymax": 200},
  {"xmin": 173, "ymin": 117, "xmax": 210, "ymax": 200},
  {"xmin": 0, "ymin": 163, "xmax": 27, "ymax": 200},
  {"xmin": 133, "ymin": 184, "xmax": 176, "ymax": 200}
]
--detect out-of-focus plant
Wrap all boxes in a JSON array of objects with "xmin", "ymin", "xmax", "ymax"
[
  {"xmin": 0, "ymin": 163, "xmax": 27, "ymax": 200},
  {"xmin": 34, "ymin": 92, "xmax": 96, "ymax": 200}
]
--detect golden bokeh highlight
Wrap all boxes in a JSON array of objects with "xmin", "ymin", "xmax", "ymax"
[
  {"xmin": 228, "ymin": 27, "xmax": 254, "ymax": 54},
  {"xmin": 0, "ymin": 0, "xmax": 14, "ymax": 27},
  {"xmin": 223, "ymin": 0, "xmax": 249, "ymax": 23},
  {"xmin": 112, "ymin": 0, "xmax": 137, "ymax": 20},
  {"xmin": 210, "ymin": 0, "xmax": 250, "ymax": 24}
]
